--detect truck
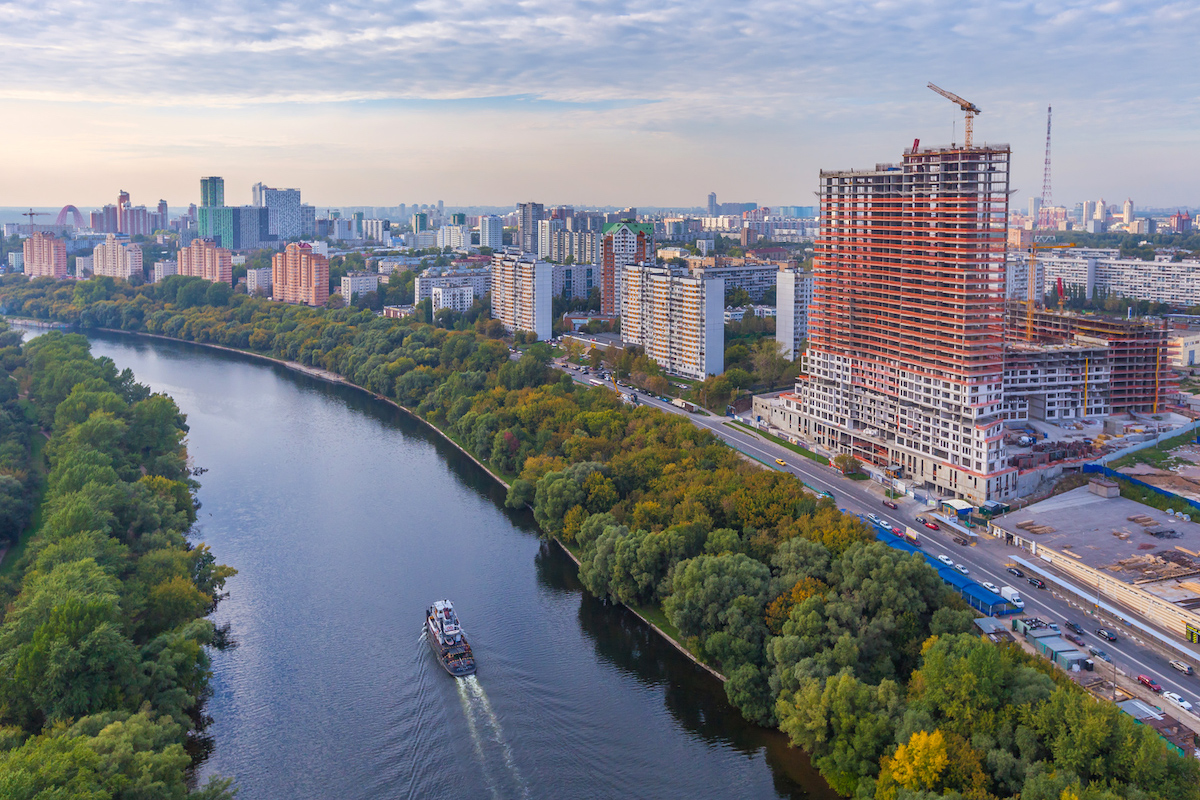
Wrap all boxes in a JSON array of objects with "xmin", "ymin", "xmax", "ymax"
[
  {"xmin": 1000, "ymin": 586, "xmax": 1024, "ymax": 609},
  {"xmin": 671, "ymin": 398, "xmax": 697, "ymax": 413},
  {"xmin": 903, "ymin": 527, "xmax": 922, "ymax": 547}
]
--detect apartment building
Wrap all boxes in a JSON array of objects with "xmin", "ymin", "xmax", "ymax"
[
  {"xmin": 684, "ymin": 256, "xmax": 782, "ymax": 301},
  {"xmin": 436, "ymin": 224, "xmax": 470, "ymax": 250},
  {"xmin": 1024, "ymin": 248, "xmax": 1200, "ymax": 307},
  {"xmin": 491, "ymin": 249, "xmax": 551, "ymax": 340},
  {"xmin": 601, "ymin": 221, "xmax": 653, "ymax": 316},
  {"xmin": 552, "ymin": 263, "xmax": 597, "ymax": 300},
  {"xmin": 621, "ymin": 263, "xmax": 723, "ymax": 380},
  {"xmin": 788, "ymin": 142, "xmax": 1014, "ymax": 504},
  {"xmin": 152, "ymin": 261, "xmax": 177, "ymax": 283},
  {"xmin": 479, "ymin": 215, "xmax": 504, "ymax": 250},
  {"xmin": 517, "ymin": 202, "xmax": 544, "ymax": 253},
  {"xmin": 1000, "ymin": 342, "xmax": 1110, "ymax": 422},
  {"xmin": 432, "ymin": 285, "xmax": 475, "ymax": 313},
  {"xmin": 178, "ymin": 238, "xmax": 233, "ymax": 285},
  {"xmin": 537, "ymin": 218, "xmax": 564, "ymax": 259},
  {"xmin": 414, "ymin": 268, "xmax": 490, "ymax": 304},
  {"xmin": 256, "ymin": 186, "xmax": 302, "ymax": 240},
  {"xmin": 775, "ymin": 266, "xmax": 813, "ymax": 360},
  {"xmin": 340, "ymin": 271, "xmax": 380, "ymax": 303},
  {"xmin": 92, "ymin": 234, "xmax": 143, "ymax": 280},
  {"xmin": 545, "ymin": 230, "xmax": 602, "ymax": 266},
  {"xmin": 245, "ymin": 267, "xmax": 272, "ymax": 296},
  {"xmin": 22, "ymin": 232, "xmax": 68, "ymax": 279},
  {"xmin": 272, "ymin": 242, "xmax": 329, "ymax": 306}
]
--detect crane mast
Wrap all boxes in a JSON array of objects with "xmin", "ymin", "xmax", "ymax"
[{"xmin": 927, "ymin": 82, "xmax": 981, "ymax": 147}]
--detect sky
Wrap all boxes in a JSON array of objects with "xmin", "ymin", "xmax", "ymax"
[{"xmin": 1, "ymin": 0, "xmax": 1198, "ymax": 211}]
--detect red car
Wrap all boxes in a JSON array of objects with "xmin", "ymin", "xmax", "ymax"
[
  {"xmin": 916, "ymin": 516, "xmax": 940, "ymax": 531},
  {"xmin": 882, "ymin": 500, "xmax": 898, "ymax": 510},
  {"xmin": 1138, "ymin": 675, "xmax": 1163, "ymax": 693}
]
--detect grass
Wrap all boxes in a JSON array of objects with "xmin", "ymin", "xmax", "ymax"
[
  {"xmin": 1, "ymin": 430, "xmax": 48, "ymax": 577},
  {"xmin": 846, "ymin": 472, "xmax": 869, "ymax": 481},
  {"xmin": 725, "ymin": 420, "xmax": 831, "ymax": 465},
  {"xmin": 1108, "ymin": 427, "xmax": 1200, "ymax": 471},
  {"xmin": 1115, "ymin": 476, "xmax": 1199, "ymax": 515},
  {"xmin": 630, "ymin": 602, "xmax": 705, "ymax": 662}
]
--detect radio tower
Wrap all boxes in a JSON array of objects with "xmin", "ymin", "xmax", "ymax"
[{"xmin": 1038, "ymin": 106, "xmax": 1052, "ymax": 228}]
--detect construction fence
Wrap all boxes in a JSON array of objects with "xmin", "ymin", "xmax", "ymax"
[{"xmin": 1081, "ymin": 464, "xmax": 1200, "ymax": 515}]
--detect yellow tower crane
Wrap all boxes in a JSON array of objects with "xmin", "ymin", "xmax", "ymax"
[
  {"xmin": 1024, "ymin": 242, "xmax": 1076, "ymax": 341},
  {"xmin": 927, "ymin": 83, "xmax": 981, "ymax": 147}
]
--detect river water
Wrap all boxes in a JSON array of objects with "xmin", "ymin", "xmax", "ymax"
[{"xmin": 30, "ymin": 325, "xmax": 835, "ymax": 800}]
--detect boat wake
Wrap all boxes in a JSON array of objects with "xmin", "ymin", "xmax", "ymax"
[{"xmin": 456, "ymin": 676, "xmax": 530, "ymax": 800}]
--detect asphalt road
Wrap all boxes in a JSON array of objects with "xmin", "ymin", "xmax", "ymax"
[{"xmin": 552, "ymin": 359, "xmax": 1200, "ymax": 718}]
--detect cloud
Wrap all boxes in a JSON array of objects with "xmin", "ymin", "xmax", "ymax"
[{"xmin": 1, "ymin": 0, "xmax": 1198, "ymax": 205}]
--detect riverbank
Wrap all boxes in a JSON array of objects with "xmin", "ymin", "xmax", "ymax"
[{"xmin": 92, "ymin": 326, "xmax": 727, "ymax": 683}]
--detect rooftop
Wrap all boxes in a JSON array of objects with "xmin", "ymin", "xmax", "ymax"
[{"xmin": 992, "ymin": 486, "xmax": 1200, "ymax": 601}]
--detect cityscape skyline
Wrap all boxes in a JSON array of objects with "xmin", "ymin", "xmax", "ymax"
[{"xmin": 2, "ymin": 1, "xmax": 1198, "ymax": 208}]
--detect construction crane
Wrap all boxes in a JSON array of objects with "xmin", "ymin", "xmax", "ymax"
[
  {"xmin": 21, "ymin": 208, "xmax": 49, "ymax": 234},
  {"xmin": 1024, "ymin": 242, "xmax": 1076, "ymax": 341},
  {"xmin": 927, "ymin": 83, "xmax": 981, "ymax": 147}
]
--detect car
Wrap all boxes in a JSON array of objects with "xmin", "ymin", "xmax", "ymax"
[
  {"xmin": 1007, "ymin": 567, "xmax": 1025, "ymax": 578},
  {"xmin": 1163, "ymin": 692, "xmax": 1194, "ymax": 712},
  {"xmin": 1088, "ymin": 646, "xmax": 1111, "ymax": 662},
  {"xmin": 883, "ymin": 500, "xmax": 898, "ymax": 510},
  {"xmin": 867, "ymin": 513, "xmax": 882, "ymax": 526},
  {"xmin": 1169, "ymin": 659, "xmax": 1194, "ymax": 675},
  {"xmin": 1065, "ymin": 633, "xmax": 1086, "ymax": 646},
  {"xmin": 1096, "ymin": 628, "xmax": 1118, "ymax": 642},
  {"xmin": 1138, "ymin": 675, "xmax": 1164, "ymax": 693},
  {"xmin": 775, "ymin": 458, "xmax": 787, "ymax": 467},
  {"xmin": 818, "ymin": 491, "xmax": 833, "ymax": 500},
  {"xmin": 891, "ymin": 526, "xmax": 903, "ymax": 536},
  {"xmin": 953, "ymin": 536, "xmax": 969, "ymax": 546},
  {"xmin": 1028, "ymin": 578, "xmax": 1046, "ymax": 589},
  {"xmin": 1066, "ymin": 621, "xmax": 1084, "ymax": 635},
  {"xmin": 1048, "ymin": 622, "xmax": 1060, "ymax": 631},
  {"xmin": 915, "ymin": 516, "xmax": 940, "ymax": 530},
  {"xmin": 955, "ymin": 564, "xmax": 969, "ymax": 575},
  {"xmin": 982, "ymin": 582, "xmax": 1000, "ymax": 593},
  {"xmin": 937, "ymin": 554, "xmax": 954, "ymax": 566}
]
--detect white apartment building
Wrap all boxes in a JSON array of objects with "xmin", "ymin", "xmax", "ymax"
[
  {"xmin": 152, "ymin": 260, "xmax": 177, "ymax": 283},
  {"xmin": 546, "ymin": 230, "xmax": 602, "ymax": 266},
  {"xmin": 685, "ymin": 257, "xmax": 782, "ymax": 301},
  {"xmin": 341, "ymin": 271, "xmax": 380, "ymax": 303},
  {"xmin": 776, "ymin": 266, "xmax": 814, "ymax": 360},
  {"xmin": 479, "ymin": 215, "xmax": 504, "ymax": 250},
  {"xmin": 621, "ymin": 263, "xmax": 723, "ymax": 380},
  {"xmin": 491, "ymin": 249, "xmax": 552, "ymax": 340},
  {"xmin": 1030, "ymin": 248, "xmax": 1200, "ymax": 307},
  {"xmin": 409, "ymin": 231, "xmax": 438, "ymax": 249},
  {"xmin": 414, "ymin": 268, "xmax": 491, "ymax": 304},
  {"xmin": 431, "ymin": 284, "xmax": 475, "ymax": 313},
  {"xmin": 92, "ymin": 234, "xmax": 143, "ymax": 280},
  {"xmin": 362, "ymin": 219, "xmax": 388, "ymax": 242},
  {"xmin": 552, "ymin": 263, "xmax": 597, "ymax": 300},
  {"xmin": 245, "ymin": 266, "xmax": 272, "ymax": 296},
  {"xmin": 436, "ymin": 224, "xmax": 470, "ymax": 250},
  {"xmin": 74, "ymin": 255, "xmax": 91, "ymax": 275},
  {"xmin": 537, "ymin": 218, "xmax": 564, "ymax": 260}
]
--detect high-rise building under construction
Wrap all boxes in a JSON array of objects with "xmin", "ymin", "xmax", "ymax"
[{"xmin": 794, "ymin": 142, "xmax": 1015, "ymax": 503}]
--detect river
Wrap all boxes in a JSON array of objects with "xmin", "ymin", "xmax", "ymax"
[{"xmin": 18, "ymin": 323, "xmax": 835, "ymax": 800}]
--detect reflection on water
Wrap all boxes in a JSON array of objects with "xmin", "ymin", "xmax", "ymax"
[{"xmin": 62, "ymin": 328, "xmax": 834, "ymax": 800}]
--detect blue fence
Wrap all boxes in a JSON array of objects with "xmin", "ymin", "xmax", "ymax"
[{"xmin": 1082, "ymin": 463, "xmax": 1200, "ymax": 514}]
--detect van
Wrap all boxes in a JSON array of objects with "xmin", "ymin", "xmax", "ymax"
[{"xmin": 1170, "ymin": 659, "xmax": 1194, "ymax": 675}]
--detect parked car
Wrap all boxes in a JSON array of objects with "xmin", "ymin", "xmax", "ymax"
[
  {"xmin": 1028, "ymin": 577, "xmax": 1046, "ymax": 589},
  {"xmin": 883, "ymin": 500, "xmax": 898, "ymax": 510},
  {"xmin": 867, "ymin": 513, "xmax": 883, "ymax": 526},
  {"xmin": 1163, "ymin": 692, "xmax": 1194, "ymax": 712},
  {"xmin": 1007, "ymin": 567, "xmax": 1025, "ymax": 578},
  {"xmin": 1169, "ymin": 659, "xmax": 1194, "ymax": 675},
  {"xmin": 1066, "ymin": 621, "xmax": 1084, "ymax": 635},
  {"xmin": 1096, "ymin": 628, "xmax": 1118, "ymax": 642},
  {"xmin": 1047, "ymin": 622, "xmax": 1059, "ymax": 631},
  {"xmin": 915, "ymin": 516, "xmax": 939, "ymax": 530},
  {"xmin": 1088, "ymin": 646, "xmax": 1111, "ymax": 662},
  {"xmin": 982, "ymin": 582, "xmax": 1000, "ymax": 593},
  {"xmin": 891, "ymin": 526, "xmax": 903, "ymax": 536},
  {"xmin": 937, "ymin": 554, "xmax": 954, "ymax": 566},
  {"xmin": 955, "ymin": 564, "xmax": 969, "ymax": 575},
  {"xmin": 953, "ymin": 536, "xmax": 969, "ymax": 545},
  {"xmin": 1138, "ymin": 675, "xmax": 1164, "ymax": 693},
  {"xmin": 1065, "ymin": 633, "xmax": 1086, "ymax": 646}
]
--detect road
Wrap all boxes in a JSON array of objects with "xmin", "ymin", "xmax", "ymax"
[{"xmin": 552, "ymin": 358, "xmax": 1200, "ymax": 718}]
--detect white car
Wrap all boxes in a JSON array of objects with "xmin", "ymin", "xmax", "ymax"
[
  {"xmin": 981, "ymin": 582, "xmax": 1000, "ymax": 593},
  {"xmin": 937, "ymin": 554, "xmax": 954, "ymax": 566},
  {"xmin": 1163, "ymin": 692, "xmax": 1194, "ymax": 712},
  {"xmin": 955, "ymin": 564, "xmax": 970, "ymax": 575},
  {"xmin": 867, "ymin": 513, "xmax": 882, "ymax": 526}
]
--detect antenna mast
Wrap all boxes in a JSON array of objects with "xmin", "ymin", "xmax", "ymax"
[{"xmin": 1038, "ymin": 106, "xmax": 1052, "ymax": 228}]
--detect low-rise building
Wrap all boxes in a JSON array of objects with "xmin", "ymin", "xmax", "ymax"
[
  {"xmin": 621, "ymin": 263, "xmax": 723, "ymax": 380},
  {"xmin": 1168, "ymin": 331, "xmax": 1200, "ymax": 369},
  {"xmin": 431, "ymin": 284, "xmax": 474, "ymax": 313},
  {"xmin": 341, "ymin": 271, "xmax": 380, "ymax": 303}
]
